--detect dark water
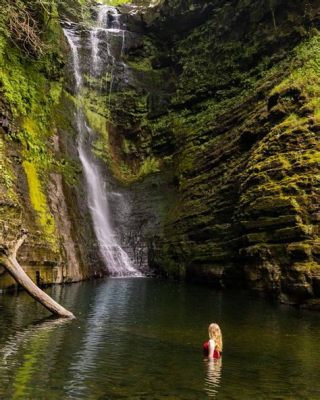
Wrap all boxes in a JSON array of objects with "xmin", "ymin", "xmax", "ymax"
[{"xmin": 1, "ymin": 279, "xmax": 320, "ymax": 399}]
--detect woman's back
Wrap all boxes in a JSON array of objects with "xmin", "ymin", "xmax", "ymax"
[{"xmin": 203, "ymin": 339, "xmax": 221, "ymax": 359}]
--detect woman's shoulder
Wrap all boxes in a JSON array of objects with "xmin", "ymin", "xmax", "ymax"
[{"xmin": 202, "ymin": 339, "xmax": 216, "ymax": 349}]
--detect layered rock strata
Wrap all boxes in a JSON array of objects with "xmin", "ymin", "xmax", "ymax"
[
  {"xmin": 106, "ymin": 0, "xmax": 320, "ymax": 307},
  {"xmin": 2, "ymin": 0, "xmax": 320, "ymax": 309}
]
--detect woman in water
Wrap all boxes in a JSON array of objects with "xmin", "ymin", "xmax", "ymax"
[{"xmin": 203, "ymin": 323, "xmax": 223, "ymax": 359}]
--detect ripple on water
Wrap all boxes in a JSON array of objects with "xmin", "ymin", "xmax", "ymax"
[{"xmin": 1, "ymin": 278, "xmax": 320, "ymax": 399}]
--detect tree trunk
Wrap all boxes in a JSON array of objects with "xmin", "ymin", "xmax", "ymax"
[{"xmin": 0, "ymin": 230, "xmax": 75, "ymax": 319}]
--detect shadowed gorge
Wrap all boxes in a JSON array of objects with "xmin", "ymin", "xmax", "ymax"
[
  {"xmin": 100, "ymin": 0, "xmax": 320, "ymax": 308},
  {"xmin": 1, "ymin": 0, "xmax": 320, "ymax": 308},
  {"xmin": 2, "ymin": 1, "xmax": 320, "ymax": 399}
]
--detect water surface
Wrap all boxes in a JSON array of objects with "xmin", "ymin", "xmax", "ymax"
[{"xmin": 1, "ymin": 278, "xmax": 320, "ymax": 399}]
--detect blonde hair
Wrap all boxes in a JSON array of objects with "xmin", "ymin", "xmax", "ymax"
[{"xmin": 208, "ymin": 323, "xmax": 223, "ymax": 352}]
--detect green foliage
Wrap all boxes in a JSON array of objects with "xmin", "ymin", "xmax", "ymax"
[
  {"xmin": 0, "ymin": 138, "xmax": 16, "ymax": 199},
  {"xmin": 126, "ymin": 57, "xmax": 152, "ymax": 72},
  {"xmin": 272, "ymin": 33, "xmax": 320, "ymax": 118},
  {"xmin": 138, "ymin": 157, "xmax": 160, "ymax": 177},
  {"xmin": 0, "ymin": 0, "xmax": 59, "ymax": 56},
  {"xmin": 0, "ymin": 2, "xmax": 66, "ymax": 247}
]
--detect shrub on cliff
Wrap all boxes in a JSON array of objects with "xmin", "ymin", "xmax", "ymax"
[
  {"xmin": 0, "ymin": 0, "xmax": 56, "ymax": 56},
  {"xmin": 0, "ymin": 0, "xmax": 94, "ymax": 57}
]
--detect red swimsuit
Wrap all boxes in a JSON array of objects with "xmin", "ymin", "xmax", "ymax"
[{"xmin": 203, "ymin": 341, "xmax": 221, "ymax": 359}]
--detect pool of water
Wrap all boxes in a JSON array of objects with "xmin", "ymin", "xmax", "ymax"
[{"xmin": 0, "ymin": 278, "xmax": 320, "ymax": 399}]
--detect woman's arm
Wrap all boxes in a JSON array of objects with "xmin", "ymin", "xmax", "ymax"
[{"xmin": 208, "ymin": 339, "xmax": 216, "ymax": 359}]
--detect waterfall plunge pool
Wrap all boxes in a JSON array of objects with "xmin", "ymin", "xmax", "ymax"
[{"xmin": 0, "ymin": 278, "xmax": 320, "ymax": 399}]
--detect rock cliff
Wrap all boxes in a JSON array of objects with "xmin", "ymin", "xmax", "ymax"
[
  {"xmin": 0, "ymin": 0, "xmax": 105, "ymax": 289},
  {"xmin": 2, "ymin": 0, "xmax": 320, "ymax": 308},
  {"xmin": 108, "ymin": 0, "xmax": 320, "ymax": 307}
]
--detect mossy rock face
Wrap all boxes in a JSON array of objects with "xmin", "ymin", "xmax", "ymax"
[
  {"xmin": 3, "ymin": 0, "xmax": 320, "ymax": 307},
  {"xmin": 103, "ymin": 0, "xmax": 320, "ymax": 306},
  {"xmin": 0, "ymin": 2, "xmax": 98, "ymax": 289}
]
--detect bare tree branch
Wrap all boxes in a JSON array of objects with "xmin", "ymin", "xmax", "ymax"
[{"xmin": 0, "ymin": 229, "xmax": 75, "ymax": 319}]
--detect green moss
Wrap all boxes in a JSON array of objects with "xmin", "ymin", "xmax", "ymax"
[
  {"xmin": 146, "ymin": 24, "xmax": 320, "ymax": 279},
  {"xmin": 271, "ymin": 34, "xmax": 320, "ymax": 116},
  {"xmin": 84, "ymin": 102, "xmax": 109, "ymax": 136},
  {"xmin": 80, "ymin": 83, "xmax": 165, "ymax": 184},
  {"xmin": 138, "ymin": 157, "xmax": 160, "ymax": 176},
  {"xmin": 126, "ymin": 58, "xmax": 153, "ymax": 72},
  {"xmin": 292, "ymin": 261, "xmax": 320, "ymax": 271},
  {"xmin": 22, "ymin": 161, "xmax": 57, "ymax": 249},
  {"xmin": 112, "ymin": 156, "xmax": 161, "ymax": 184},
  {"xmin": 99, "ymin": 0, "xmax": 131, "ymax": 5},
  {"xmin": 0, "ymin": 137, "xmax": 17, "ymax": 200},
  {"xmin": 0, "ymin": 18, "xmax": 64, "ymax": 249}
]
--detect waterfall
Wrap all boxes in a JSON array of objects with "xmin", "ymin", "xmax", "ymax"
[{"xmin": 63, "ymin": 6, "xmax": 141, "ymax": 277}]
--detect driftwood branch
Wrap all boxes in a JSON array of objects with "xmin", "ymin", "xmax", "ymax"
[
  {"xmin": 0, "ymin": 229, "xmax": 75, "ymax": 319},
  {"xmin": 12, "ymin": 229, "xmax": 28, "ymax": 257}
]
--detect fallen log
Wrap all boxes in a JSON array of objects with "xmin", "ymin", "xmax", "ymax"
[{"xmin": 0, "ymin": 229, "xmax": 75, "ymax": 319}]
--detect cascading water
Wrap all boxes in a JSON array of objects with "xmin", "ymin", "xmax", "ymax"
[{"xmin": 63, "ymin": 5, "xmax": 141, "ymax": 277}]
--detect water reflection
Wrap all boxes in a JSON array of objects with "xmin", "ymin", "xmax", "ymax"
[
  {"xmin": 1, "ymin": 279, "xmax": 320, "ymax": 399},
  {"xmin": 204, "ymin": 359, "xmax": 222, "ymax": 398},
  {"xmin": 64, "ymin": 278, "xmax": 140, "ymax": 399},
  {"xmin": 1, "ymin": 317, "xmax": 71, "ymax": 366},
  {"xmin": 0, "ymin": 280, "xmax": 82, "ymax": 400},
  {"xmin": 0, "ymin": 318, "xmax": 72, "ymax": 400}
]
